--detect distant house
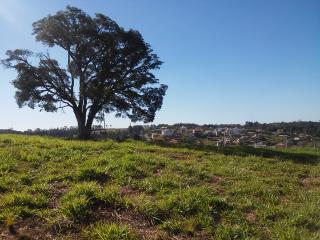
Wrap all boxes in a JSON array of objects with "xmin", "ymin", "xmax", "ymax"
[
  {"xmin": 187, "ymin": 133, "xmax": 197, "ymax": 142},
  {"xmin": 224, "ymin": 138, "xmax": 231, "ymax": 145},
  {"xmin": 276, "ymin": 129, "xmax": 284, "ymax": 134},
  {"xmin": 151, "ymin": 133, "xmax": 163, "ymax": 141},
  {"xmin": 233, "ymin": 138, "xmax": 241, "ymax": 145},
  {"xmin": 216, "ymin": 140, "xmax": 224, "ymax": 147},
  {"xmin": 161, "ymin": 128, "xmax": 174, "ymax": 137},
  {"xmin": 180, "ymin": 126, "xmax": 187, "ymax": 133},
  {"xmin": 217, "ymin": 138, "xmax": 231, "ymax": 146},
  {"xmin": 275, "ymin": 143, "xmax": 286, "ymax": 148},
  {"xmin": 192, "ymin": 127, "xmax": 204, "ymax": 135},
  {"xmin": 205, "ymin": 130, "xmax": 216, "ymax": 138},
  {"xmin": 230, "ymin": 127, "xmax": 242, "ymax": 136},
  {"xmin": 287, "ymin": 140, "xmax": 294, "ymax": 147},
  {"xmin": 293, "ymin": 137, "xmax": 300, "ymax": 145},
  {"xmin": 215, "ymin": 128, "xmax": 225, "ymax": 136},
  {"xmin": 169, "ymin": 139, "xmax": 179, "ymax": 144},
  {"xmin": 254, "ymin": 142, "xmax": 266, "ymax": 148}
]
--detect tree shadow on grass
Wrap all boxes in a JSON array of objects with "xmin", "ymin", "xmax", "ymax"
[{"xmin": 152, "ymin": 142, "xmax": 320, "ymax": 165}]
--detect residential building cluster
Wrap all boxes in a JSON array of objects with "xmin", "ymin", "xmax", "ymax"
[{"xmin": 145, "ymin": 125, "xmax": 316, "ymax": 148}]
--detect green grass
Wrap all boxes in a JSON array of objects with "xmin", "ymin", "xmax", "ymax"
[
  {"xmin": 0, "ymin": 134, "xmax": 319, "ymax": 239},
  {"xmin": 84, "ymin": 222, "xmax": 138, "ymax": 240}
]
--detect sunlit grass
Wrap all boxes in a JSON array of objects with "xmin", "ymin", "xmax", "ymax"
[{"xmin": 0, "ymin": 134, "xmax": 319, "ymax": 239}]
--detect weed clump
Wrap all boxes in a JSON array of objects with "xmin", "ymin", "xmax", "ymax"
[
  {"xmin": 2, "ymin": 138, "xmax": 13, "ymax": 144},
  {"xmin": 2, "ymin": 192, "xmax": 48, "ymax": 208},
  {"xmin": 84, "ymin": 222, "xmax": 138, "ymax": 240},
  {"xmin": 0, "ymin": 192, "xmax": 48, "ymax": 219},
  {"xmin": 75, "ymin": 166, "xmax": 108, "ymax": 182},
  {"xmin": 135, "ymin": 195, "xmax": 168, "ymax": 225},
  {"xmin": 60, "ymin": 182, "xmax": 102, "ymax": 222},
  {"xmin": 162, "ymin": 187, "xmax": 225, "ymax": 216},
  {"xmin": 60, "ymin": 182, "xmax": 128, "ymax": 222}
]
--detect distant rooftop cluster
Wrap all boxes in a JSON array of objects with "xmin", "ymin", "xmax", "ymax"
[
  {"xmin": 146, "ymin": 124, "xmax": 317, "ymax": 148},
  {"xmin": 1, "ymin": 121, "xmax": 319, "ymax": 148}
]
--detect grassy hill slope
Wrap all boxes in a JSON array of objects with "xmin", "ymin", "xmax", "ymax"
[{"xmin": 0, "ymin": 134, "xmax": 319, "ymax": 239}]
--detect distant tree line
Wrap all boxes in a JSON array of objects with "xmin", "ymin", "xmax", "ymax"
[
  {"xmin": 1, "ymin": 121, "xmax": 320, "ymax": 140},
  {"xmin": 244, "ymin": 121, "xmax": 320, "ymax": 137}
]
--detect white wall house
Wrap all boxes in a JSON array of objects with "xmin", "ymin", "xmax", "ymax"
[
  {"xmin": 230, "ymin": 127, "xmax": 242, "ymax": 135},
  {"xmin": 161, "ymin": 128, "xmax": 174, "ymax": 137}
]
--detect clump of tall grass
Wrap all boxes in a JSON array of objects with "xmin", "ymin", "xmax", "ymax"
[
  {"xmin": 75, "ymin": 166, "xmax": 108, "ymax": 182},
  {"xmin": 84, "ymin": 222, "xmax": 138, "ymax": 240},
  {"xmin": 60, "ymin": 182, "xmax": 129, "ymax": 222},
  {"xmin": 60, "ymin": 182, "xmax": 102, "ymax": 222}
]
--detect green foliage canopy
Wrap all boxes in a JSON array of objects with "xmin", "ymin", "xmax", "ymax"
[{"xmin": 2, "ymin": 6, "xmax": 167, "ymax": 139}]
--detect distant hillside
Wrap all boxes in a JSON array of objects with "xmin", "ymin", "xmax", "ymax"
[{"xmin": 0, "ymin": 135, "xmax": 319, "ymax": 239}]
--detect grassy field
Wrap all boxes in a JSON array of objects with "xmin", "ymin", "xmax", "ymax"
[{"xmin": 0, "ymin": 134, "xmax": 319, "ymax": 240}]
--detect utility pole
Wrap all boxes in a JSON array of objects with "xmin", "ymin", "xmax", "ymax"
[
  {"xmin": 103, "ymin": 113, "xmax": 106, "ymax": 129},
  {"xmin": 285, "ymin": 135, "xmax": 288, "ymax": 149}
]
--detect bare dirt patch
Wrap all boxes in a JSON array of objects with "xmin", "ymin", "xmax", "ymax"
[
  {"xmin": 209, "ymin": 175, "xmax": 226, "ymax": 194},
  {"xmin": 210, "ymin": 175, "xmax": 223, "ymax": 184},
  {"xmin": 95, "ymin": 207, "xmax": 169, "ymax": 240},
  {"xmin": 161, "ymin": 152, "xmax": 191, "ymax": 161},
  {"xmin": 300, "ymin": 176, "xmax": 320, "ymax": 189},
  {"xmin": 48, "ymin": 181, "xmax": 69, "ymax": 208},
  {"xmin": 0, "ymin": 217, "xmax": 54, "ymax": 240},
  {"xmin": 245, "ymin": 211, "xmax": 257, "ymax": 222},
  {"xmin": 120, "ymin": 186, "xmax": 141, "ymax": 197}
]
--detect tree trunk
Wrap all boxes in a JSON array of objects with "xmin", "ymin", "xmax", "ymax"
[
  {"xmin": 78, "ymin": 125, "xmax": 91, "ymax": 140},
  {"xmin": 74, "ymin": 109, "xmax": 91, "ymax": 140},
  {"xmin": 73, "ymin": 104, "xmax": 100, "ymax": 140}
]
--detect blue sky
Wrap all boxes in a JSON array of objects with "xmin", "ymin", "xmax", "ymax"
[{"xmin": 0, "ymin": 0, "xmax": 319, "ymax": 130}]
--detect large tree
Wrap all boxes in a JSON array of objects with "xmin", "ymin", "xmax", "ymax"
[{"xmin": 2, "ymin": 6, "xmax": 167, "ymax": 139}]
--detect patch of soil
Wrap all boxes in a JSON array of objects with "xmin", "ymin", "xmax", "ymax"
[
  {"xmin": 300, "ymin": 176, "xmax": 320, "ymax": 188},
  {"xmin": 120, "ymin": 186, "xmax": 140, "ymax": 197},
  {"xmin": 154, "ymin": 168, "xmax": 163, "ymax": 176},
  {"xmin": 210, "ymin": 175, "xmax": 223, "ymax": 184},
  {"xmin": 209, "ymin": 175, "xmax": 225, "ymax": 194},
  {"xmin": 245, "ymin": 212, "xmax": 257, "ymax": 222},
  {"xmin": 0, "ymin": 217, "xmax": 54, "ymax": 240},
  {"xmin": 48, "ymin": 181, "xmax": 69, "ymax": 208},
  {"xmin": 96, "ymin": 207, "xmax": 168, "ymax": 240},
  {"xmin": 162, "ymin": 152, "xmax": 191, "ymax": 161}
]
